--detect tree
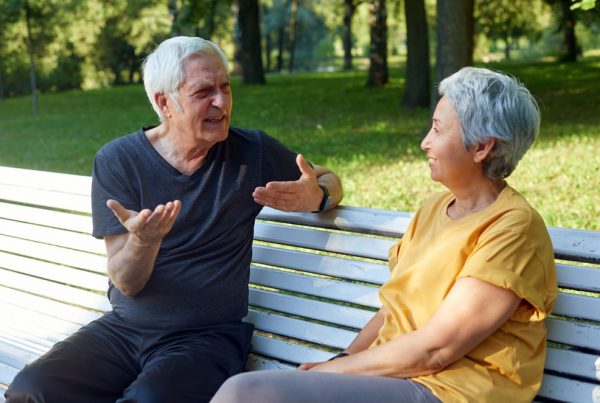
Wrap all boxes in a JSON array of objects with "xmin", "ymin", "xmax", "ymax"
[
  {"xmin": 366, "ymin": 0, "xmax": 388, "ymax": 86},
  {"xmin": 402, "ymin": 0, "xmax": 430, "ymax": 108},
  {"xmin": 477, "ymin": 0, "xmax": 541, "ymax": 61},
  {"xmin": 342, "ymin": 0, "xmax": 361, "ymax": 71},
  {"xmin": 433, "ymin": 0, "xmax": 474, "ymax": 108},
  {"xmin": 237, "ymin": 0, "xmax": 266, "ymax": 84}
]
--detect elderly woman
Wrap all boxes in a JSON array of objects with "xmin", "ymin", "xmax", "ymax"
[{"xmin": 210, "ymin": 67, "xmax": 557, "ymax": 403}]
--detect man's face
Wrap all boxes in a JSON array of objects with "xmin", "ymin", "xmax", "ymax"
[{"xmin": 166, "ymin": 53, "xmax": 232, "ymax": 146}]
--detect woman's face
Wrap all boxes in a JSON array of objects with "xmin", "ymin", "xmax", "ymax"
[{"xmin": 421, "ymin": 96, "xmax": 479, "ymax": 187}]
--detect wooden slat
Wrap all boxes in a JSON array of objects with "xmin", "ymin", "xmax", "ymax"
[
  {"xmin": 549, "ymin": 227, "xmax": 600, "ymax": 264},
  {"xmin": 250, "ymin": 266, "xmax": 380, "ymax": 308},
  {"xmin": 251, "ymin": 334, "xmax": 331, "ymax": 365},
  {"xmin": 249, "ymin": 288, "xmax": 373, "ymax": 329},
  {"xmin": 254, "ymin": 221, "xmax": 394, "ymax": 261},
  {"xmin": 0, "ymin": 167, "xmax": 91, "ymax": 195},
  {"xmin": 258, "ymin": 205, "xmax": 412, "ymax": 238},
  {"xmin": 0, "ymin": 269, "xmax": 110, "ymax": 312},
  {"xmin": 0, "ymin": 252, "xmax": 107, "ymax": 292},
  {"xmin": 537, "ymin": 373, "xmax": 600, "ymax": 402},
  {"xmin": 246, "ymin": 310, "xmax": 356, "ymax": 350},
  {"xmin": 246, "ymin": 355, "xmax": 295, "ymax": 371},
  {"xmin": 0, "ymin": 184, "xmax": 91, "ymax": 214},
  {"xmin": 546, "ymin": 317, "xmax": 600, "ymax": 352},
  {"xmin": 0, "ymin": 235, "xmax": 106, "ymax": 274},
  {"xmin": 0, "ymin": 202, "xmax": 92, "ymax": 233},
  {"xmin": 252, "ymin": 244, "xmax": 389, "ymax": 285},
  {"xmin": 0, "ymin": 219, "xmax": 104, "ymax": 254},
  {"xmin": 556, "ymin": 263, "xmax": 600, "ymax": 293},
  {"xmin": 0, "ymin": 286, "xmax": 101, "ymax": 326},
  {"xmin": 552, "ymin": 292, "xmax": 600, "ymax": 322},
  {"xmin": 545, "ymin": 347, "xmax": 600, "ymax": 382}
]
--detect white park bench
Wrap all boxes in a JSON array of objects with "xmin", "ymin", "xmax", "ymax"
[{"xmin": 0, "ymin": 166, "xmax": 599, "ymax": 402}]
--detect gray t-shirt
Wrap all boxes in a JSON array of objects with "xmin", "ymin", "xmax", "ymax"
[{"xmin": 91, "ymin": 127, "xmax": 300, "ymax": 329}]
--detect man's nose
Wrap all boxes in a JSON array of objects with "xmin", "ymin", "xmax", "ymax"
[{"xmin": 212, "ymin": 90, "xmax": 230, "ymax": 110}]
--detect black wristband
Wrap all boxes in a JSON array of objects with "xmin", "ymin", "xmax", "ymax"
[{"xmin": 328, "ymin": 352, "xmax": 349, "ymax": 361}]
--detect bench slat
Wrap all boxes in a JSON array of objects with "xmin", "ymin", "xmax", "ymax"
[
  {"xmin": 258, "ymin": 206, "xmax": 411, "ymax": 238},
  {"xmin": 246, "ymin": 310, "xmax": 356, "ymax": 350},
  {"xmin": 556, "ymin": 263, "xmax": 600, "ymax": 293},
  {"xmin": 0, "ymin": 286, "xmax": 100, "ymax": 326},
  {"xmin": 0, "ymin": 202, "xmax": 92, "ymax": 233},
  {"xmin": 0, "ymin": 235, "xmax": 106, "ymax": 274},
  {"xmin": 252, "ymin": 245, "xmax": 389, "ymax": 285},
  {"xmin": 250, "ymin": 266, "xmax": 380, "ymax": 308},
  {"xmin": 552, "ymin": 292, "xmax": 600, "ymax": 323},
  {"xmin": 547, "ymin": 318, "xmax": 600, "ymax": 352},
  {"xmin": 249, "ymin": 288, "xmax": 373, "ymax": 329},
  {"xmin": 0, "ymin": 184, "xmax": 91, "ymax": 214},
  {"xmin": 545, "ymin": 347, "xmax": 600, "ymax": 382},
  {"xmin": 538, "ymin": 372, "xmax": 600, "ymax": 402},
  {"xmin": 254, "ymin": 221, "xmax": 394, "ymax": 261},
  {"xmin": 251, "ymin": 334, "xmax": 331, "ymax": 365},
  {"xmin": 0, "ymin": 167, "xmax": 91, "ymax": 195},
  {"xmin": 0, "ymin": 219, "xmax": 104, "ymax": 255},
  {"xmin": 0, "ymin": 269, "xmax": 110, "ymax": 312},
  {"xmin": 0, "ymin": 252, "xmax": 107, "ymax": 292}
]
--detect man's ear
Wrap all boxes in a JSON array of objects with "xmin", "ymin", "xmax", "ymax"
[
  {"xmin": 155, "ymin": 93, "xmax": 171, "ymax": 119},
  {"xmin": 473, "ymin": 137, "xmax": 496, "ymax": 163}
]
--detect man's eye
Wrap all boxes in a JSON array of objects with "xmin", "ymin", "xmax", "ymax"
[{"xmin": 221, "ymin": 83, "xmax": 231, "ymax": 92}]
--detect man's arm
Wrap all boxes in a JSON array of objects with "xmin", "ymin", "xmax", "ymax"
[
  {"xmin": 104, "ymin": 199, "xmax": 181, "ymax": 297},
  {"xmin": 306, "ymin": 277, "xmax": 521, "ymax": 378},
  {"xmin": 252, "ymin": 154, "xmax": 342, "ymax": 212}
]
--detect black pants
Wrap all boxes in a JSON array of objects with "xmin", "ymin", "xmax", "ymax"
[{"xmin": 5, "ymin": 312, "xmax": 254, "ymax": 403}]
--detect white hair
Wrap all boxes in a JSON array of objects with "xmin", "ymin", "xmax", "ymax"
[
  {"xmin": 439, "ymin": 67, "xmax": 540, "ymax": 180},
  {"xmin": 143, "ymin": 36, "xmax": 229, "ymax": 121}
]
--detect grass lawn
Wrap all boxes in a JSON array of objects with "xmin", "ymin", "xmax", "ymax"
[{"xmin": 1, "ymin": 59, "xmax": 599, "ymax": 230}]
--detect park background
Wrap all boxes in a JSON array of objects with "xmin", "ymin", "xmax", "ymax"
[{"xmin": 0, "ymin": 0, "xmax": 598, "ymax": 230}]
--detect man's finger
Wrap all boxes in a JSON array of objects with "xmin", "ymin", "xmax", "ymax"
[
  {"xmin": 106, "ymin": 199, "xmax": 130, "ymax": 224},
  {"xmin": 296, "ymin": 154, "xmax": 315, "ymax": 178}
]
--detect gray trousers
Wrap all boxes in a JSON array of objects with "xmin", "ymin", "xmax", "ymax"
[{"xmin": 210, "ymin": 370, "xmax": 441, "ymax": 403}]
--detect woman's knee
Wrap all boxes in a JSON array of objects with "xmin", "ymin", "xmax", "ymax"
[{"xmin": 211, "ymin": 371, "xmax": 287, "ymax": 403}]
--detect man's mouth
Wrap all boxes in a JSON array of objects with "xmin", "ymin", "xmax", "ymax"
[{"xmin": 205, "ymin": 114, "xmax": 227, "ymax": 123}]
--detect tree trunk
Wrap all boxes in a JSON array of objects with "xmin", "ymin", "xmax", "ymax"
[
  {"xmin": 433, "ymin": 0, "xmax": 474, "ymax": 108},
  {"xmin": 265, "ymin": 31, "xmax": 272, "ymax": 72},
  {"xmin": 0, "ymin": 65, "xmax": 4, "ymax": 100},
  {"xmin": 238, "ymin": 0, "xmax": 266, "ymax": 84},
  {"xmin": 24, "ymin": 0, "xmax": 38, "ymax": 115},
  {"xmin": 367, "ymin": 0, "xmax": 388, "ymax": 86},
  {"xmin": 342, "ymin": 0, "xmax": 357, "ymax": 71},
  {"xmin": 276, "ymin": 24, "xmax": 285, "ymax": 72},
  {"xmin": 401, "ymin": 0, "xmax": 430, "ymax": 108},
  {"xmin": 168, "ymin": 0, "xmax": 179, "ymax": 36},
  {"xmin": 205, "ymin": 0, "xmax": 218, "ymax": 40},
  {"xmin": 504, "ymin": 31, "xmax": 511, "ymax": 61},
  {"xmin": 287, "ymin": 0, "xmax": 299, "ymax": 72},
  {"xmin": 560, "ymin": 0, "xmax": 578, "ymax": 62}
]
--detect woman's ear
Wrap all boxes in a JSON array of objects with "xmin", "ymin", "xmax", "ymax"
[{"xmin": 473, "ymin": 138, "xmax": 496, "ymax": 163}]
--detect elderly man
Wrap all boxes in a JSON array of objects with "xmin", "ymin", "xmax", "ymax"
[{"xmin": 5, "ymin": 36, "xmax": 341, "ymax": 403}]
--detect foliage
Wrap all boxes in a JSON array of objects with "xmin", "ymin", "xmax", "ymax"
[{"xmin": 1, "ymin": 59, "xmax": 599, "ymax": 230}]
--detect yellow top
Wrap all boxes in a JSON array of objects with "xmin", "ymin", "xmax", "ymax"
[{"xmin": 371, "ymin": 186, "xmax": 557, "ymax": 403}]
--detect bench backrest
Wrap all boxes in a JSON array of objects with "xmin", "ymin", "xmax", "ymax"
[{"xmin": 0, "ymin": 166, "xmax": 599, "ymax": 402}]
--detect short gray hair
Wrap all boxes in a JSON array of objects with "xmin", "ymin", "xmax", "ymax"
[
  {"xmin": 439, "ymin": 67, "xmax": 540, "ymax": 180},
  {"xmin": 143, "ymin": 36, "xmax": 229, "ymax": 121}
]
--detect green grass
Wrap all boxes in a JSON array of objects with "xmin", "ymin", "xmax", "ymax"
[{"xmin": 1, "ymin": 59, "xmax": 599, "ymax": 230}]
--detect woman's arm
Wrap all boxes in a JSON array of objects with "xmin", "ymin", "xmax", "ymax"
[{"xmin": 308, "ymin": 277, "xmax": 521, "ymax": 377}]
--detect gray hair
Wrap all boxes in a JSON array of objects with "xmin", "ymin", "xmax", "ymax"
[
  {"xmin": 143, "ymin": 36, "xmax": 229, "ymax": 121},
  {"xmin": 439, "ymin": 67, "xmax": 540, "ymax": 180}
]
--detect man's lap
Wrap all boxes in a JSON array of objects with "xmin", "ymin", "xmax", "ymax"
[{"xmin": 6, "ymin": 312, "xmax": 254, "ymax": 403}]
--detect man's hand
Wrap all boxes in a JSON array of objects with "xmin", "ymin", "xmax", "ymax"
[
  {"xmin": 252, "ymin": 154, "xmax": 324, "ymax": 212},
  {"xmin": 297, "ymin": 361, "xmax": 326, "ymax": 371},
  {"xmin": 106, "ymin": 199, "xmax": 182, "ymax": 244}
]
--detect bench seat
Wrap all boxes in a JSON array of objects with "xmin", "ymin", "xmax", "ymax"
[{"xmin": 1, "ymin": 166, "xmax": 599, "ymax": 402}]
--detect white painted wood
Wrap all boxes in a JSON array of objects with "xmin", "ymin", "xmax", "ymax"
[
  {"xmin": 556, "ymin": 263, "xmax": 600, "ymax": 293},
  {"xmin": 246, "ymin": 310, "xmax": 356, "ymax": 350},
  {"xmin": 254, "ymin": 221, "xmax": 394, "ymax": 261},
  {"xmin": 252, "ymin": 245, "xmax": 390, "ymax": 285},
  {"xmin": 246, "ymin": 355, "xmax": 295, "ymax": 371},
  {"xmin": 0, "ymin": 235, "xmax": 107, "ymax": 274},
  {"xmin": 0, "ymin": 252, "xmax": 107, "ymax": 292},
  {"xmin": 546, "ymin": 318, "xmax": 600, "ymax": 351},
  {"xmin": 258, "ymin": 205, "xmax": 412, "ymax": 238},
  {"xmin": 0, "ymin": 286, "xmax": 101, "ymax": 326},
  {"xmin": 0, "ymin": 184, "xmax": 91, "ymax": 214},
  {"xmin": 250, "ymin": 266, "xmax": 381, "ymax": 308},
  {"xmin": 546, "ymin": 347, "xmax": 600, "ymax": 382},
  {"xmin": 251, "ymin": 334, "xmax": 331, "ymax": 365},
  {"xmin": 538, "ymin": 373, "xmax": 599, "ymax": 402},
  {"xmin": 248, "ymin": 288, "xmax": 374, "ymax": 329},
  {"xmin": 552, "ymin": 292, "xmax": 600, "ymax": 322},
  {"xmin": 0, "ymin": 219, "xmax": 104, "ymax": 254},
  {"xmin": 0, "ymin": 167, "xmax": 91, "ymax": 195},
  {"xmin": 0, "ymin": 269, "xmax": 111, "ymax": 312},
  {"xmin": 0, "ymin": 202, "xmax": 92, "ymax": 233},
  {"xmin": 549, "ymin": 226, "xmax": 600, "ymax": 264}
]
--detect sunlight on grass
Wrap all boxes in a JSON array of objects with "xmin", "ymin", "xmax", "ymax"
[{"xmin": 0, "ymin": 60, "xmax": 598, "ymax": 230}]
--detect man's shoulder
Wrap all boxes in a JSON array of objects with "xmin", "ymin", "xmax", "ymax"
[{"xmin": 97, "ymin": 128, "xmax": 145, "ymax": 157}]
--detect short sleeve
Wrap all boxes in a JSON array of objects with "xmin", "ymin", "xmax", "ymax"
[
  {"xmin": 91, "ymin": 152, "xmax": 136, "ymax": 239},
  {"xmin": 459, "ymin": 227, "xmax": 552, "ymax": 321},
  {"xmin": 259, "ymin": 131, "xmax": 301, "ymax": 183}
]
